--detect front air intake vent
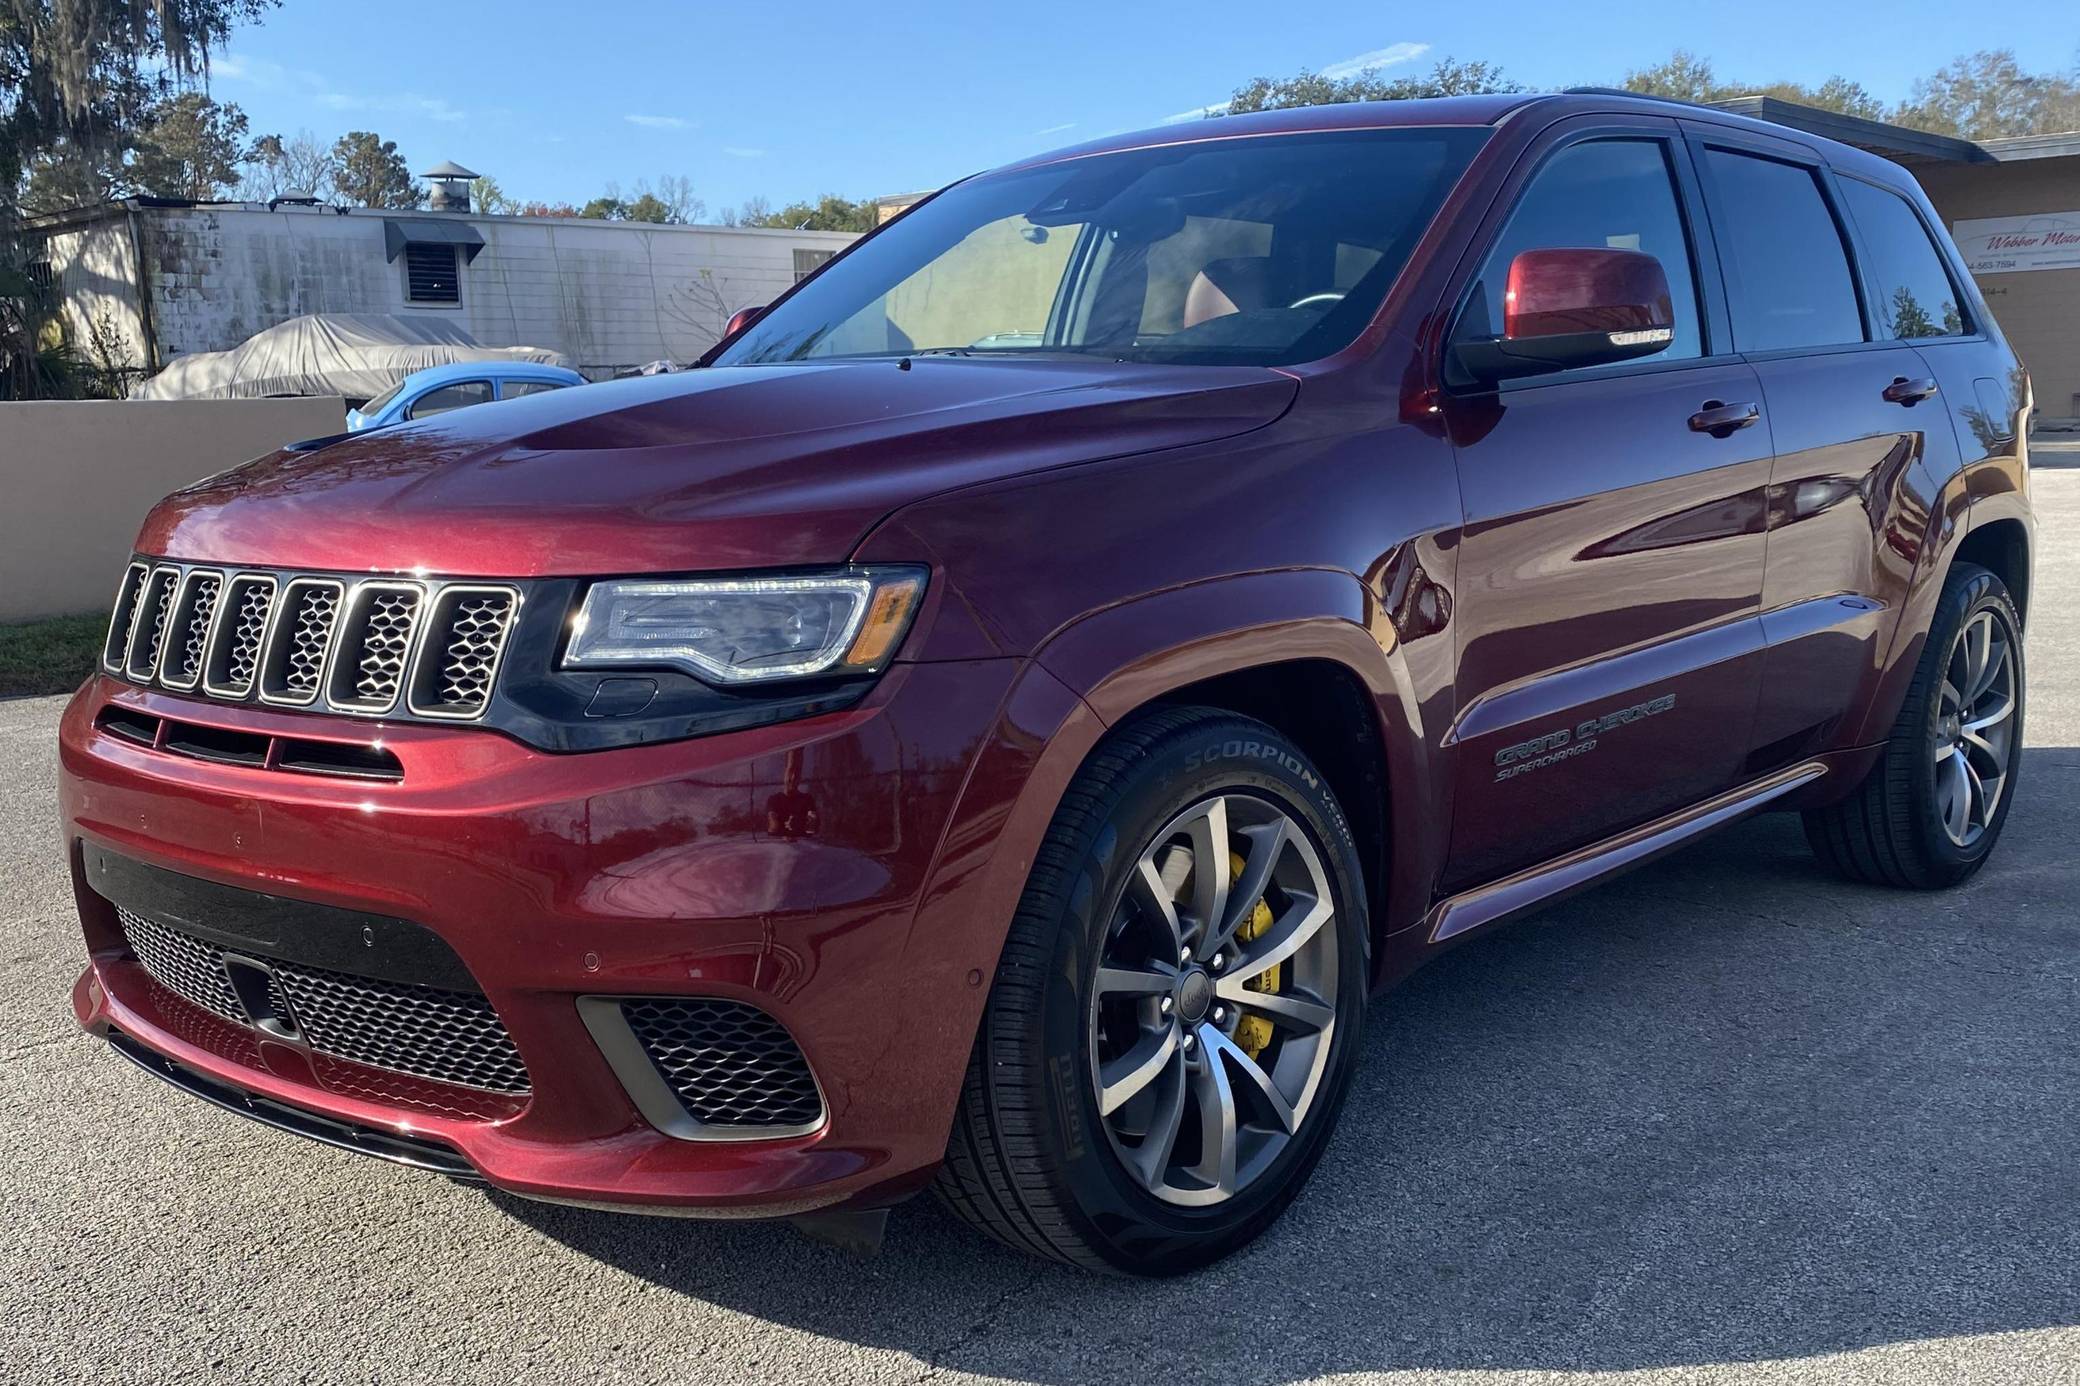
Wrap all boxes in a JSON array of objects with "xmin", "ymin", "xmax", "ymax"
[
  {"xmin": 103, "ymin": 562, "xmax": 150, "ymax": 673},
  {"xmin": 117, "ymin": 907, "xmax": 530, "ymax": 1094},
  {"xmin": 258, "ymin": 578, "xmax": 343, "ymax": 706},
  {"xmin": 579, "ymin": 996, "xmax": 826, "ymax": 1139},
  {"xmin": 408, "ymin": 586, "xmax": 518, "ymax": 719},
  {"xmin": 158, "ymin": 569, "xmax": 224, "ymax": 691},
  {"xmin": 326, "ymin": 582, "xmax": 424, "ymax": 714},
  {"xmin": 124, "ymin": 566, "xmax": 180, "ymax": 682},
  {"xmin": 204, "ymin": 575, "xmax": 277, "ymax": 699}
]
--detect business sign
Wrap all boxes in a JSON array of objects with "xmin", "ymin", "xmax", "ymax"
[{"xmin": 1951, "ymin": 212, "xmax": 2080, "ymax": 275}]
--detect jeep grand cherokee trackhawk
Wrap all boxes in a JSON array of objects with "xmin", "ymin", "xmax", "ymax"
[{"xmin": 61, "ymin": 93, "xmax": 2033, "ymax": 1276}]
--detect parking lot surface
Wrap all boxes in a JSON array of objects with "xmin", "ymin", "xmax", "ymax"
[{"xmin": 4, "ymin": 463, "xmax": 2075, "ymax": 1386}]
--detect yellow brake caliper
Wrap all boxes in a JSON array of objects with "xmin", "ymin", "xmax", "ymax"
[{"xmin": 1228, "ymin": 852, "xmax": 1280, "ymax": 1061}]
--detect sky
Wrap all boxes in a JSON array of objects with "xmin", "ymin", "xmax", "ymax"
[{"xmin": 204, "ymin": 0, "xmax": 2080, "ymax": 217}]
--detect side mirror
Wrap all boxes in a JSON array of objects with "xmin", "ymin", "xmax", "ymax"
[
  {"xmin": 1453, "ymin": 248, "xmax": 1674, "ymax": 383},
  {"xmin": 724, "ymin": 304, "xmax": 768, "ymax": 339}
]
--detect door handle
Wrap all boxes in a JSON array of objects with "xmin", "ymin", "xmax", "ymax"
[
  {"xmin": 1688, "ymin": 400, "xmax": 1761, "ymax": 437},
  {"xmin": 1883, "ymin": 376, "xmax": 1939, "ymax": 406}
]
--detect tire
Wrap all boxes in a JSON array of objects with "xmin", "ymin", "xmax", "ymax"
[
  {"xmin": 935, "ymin": 707, "xmax": 1370, "ymax": 1275},
  {"xmin": 1803, "ymin": 562, "xmax": 2025, "ymax": 889}
]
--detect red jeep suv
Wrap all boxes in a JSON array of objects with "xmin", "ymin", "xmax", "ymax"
[{"xmin": 61, "ymin": 93, "xmax": 2032, "ymax": 1275}]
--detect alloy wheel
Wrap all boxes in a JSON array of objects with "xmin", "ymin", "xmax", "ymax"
[
  {"xmin": 1934, "ymin": 608, "xmax": 2018, "ymax": 848},
  {"xmin": 1087, "ymin": 793, "xmax": 1340, "ymax": 1207}
]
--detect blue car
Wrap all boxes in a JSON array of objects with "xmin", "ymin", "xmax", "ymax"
[{"xmin": 346, "ymin": 362, "xmax": 586, "ymax": 432}]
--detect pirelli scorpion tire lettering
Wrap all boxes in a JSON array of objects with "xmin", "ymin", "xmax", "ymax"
[{"xmin": 936, "ymin": 707, "xmax": 1369, "ymax": 1275}]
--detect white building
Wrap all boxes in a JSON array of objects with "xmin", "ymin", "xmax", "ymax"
[{"xmin": 25, "ymin": 199, "xmax": 857, "ymax": 382}]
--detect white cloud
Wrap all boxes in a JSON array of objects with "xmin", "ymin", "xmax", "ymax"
[
  {"xmin": 722, "ymin": 145, "xmax": 767, "ymax": 158},
  {"xmin": 316, "ymin": 91, "xmax": 466, "ymax": 123},
  {"xmin": 1319, "ymin": 41, "xmax": 1430, "ymax": 80},
  {"xmin": 216, "ymin": 53, "xmax": 465, "ymax": 123},
  {"xmin": 626, "ymin": 114, "xmax": 691, "ymax": 130},
  {"xmin": 1031, "ymin": 122, "xmax": 1077, "ymax": 137},
  {"xmin": 1160, "ymin": 100, "xmax": 1230, "ymax": 125}
]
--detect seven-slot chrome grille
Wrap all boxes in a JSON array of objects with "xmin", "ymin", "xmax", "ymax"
[{"xmin": 104, "ymin": 560, "xmax": 519, "ymax": 723}]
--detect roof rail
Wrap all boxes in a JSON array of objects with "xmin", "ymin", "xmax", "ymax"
[{"xmin": 1560, "ymin": 85, "xmax": 1715, "ymax": 112}]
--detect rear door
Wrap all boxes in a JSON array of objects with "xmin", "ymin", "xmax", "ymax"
[
  {"xmin": 1684, "ymin": 125, "xmax": 1965, "ymax": 771},
  {"xmin": 1439, "ymin": 119, "xmax": 1772, "ymax": 891}
]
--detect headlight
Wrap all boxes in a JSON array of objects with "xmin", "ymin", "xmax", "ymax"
[{"xmin": 563, "ymin": 567, "xmax": 927, "ymax": 684}]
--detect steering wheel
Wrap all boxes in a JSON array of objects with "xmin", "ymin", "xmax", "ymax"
[{"xmin": 1288, "ymin": 291, "xmax": 1346, "ymax": 311}]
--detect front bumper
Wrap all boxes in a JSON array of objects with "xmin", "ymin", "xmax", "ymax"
[{"xmin": 61, "ymin": 657, "xmax": 1053, "ymax": 1216}]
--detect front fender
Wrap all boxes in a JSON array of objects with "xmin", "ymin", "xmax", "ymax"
[{"xmin": 1033, "ymin": 566, "xmax": 1445, "ymax": 944}]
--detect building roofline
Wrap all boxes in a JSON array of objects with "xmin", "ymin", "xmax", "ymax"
[
  {"xmin": 1703, "ymin": 95, "xmax": 1996, "ymax": 164},
  {"xmin": 1975, "ymin": 130, "xmax": 2080, "ymax": 162},
  {"xmin": 20, "ymin": 197, "xmax": 858, "ymax": 238}
]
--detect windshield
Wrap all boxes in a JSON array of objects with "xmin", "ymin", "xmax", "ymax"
[
  {"xmin": 716, "ymin": 127, "xmax": 1489, "ymax": 369},
  {"xmin": 359, "ymin": 380, "xmax": 407, "ymax": 416}
]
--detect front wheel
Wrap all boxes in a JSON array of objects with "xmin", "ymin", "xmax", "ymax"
[
  {"xmin": 936, "ymin": 708, "xmax": 1369, "ymax": 1274},
  {"xmin": 1804, "ymin": 562, "xmax": 2025, "ymax": 888}
]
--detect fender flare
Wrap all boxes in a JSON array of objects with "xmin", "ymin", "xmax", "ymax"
[{"xmin": 879, "ymin": 569, "xmax": 1443, "ymax": 1150}]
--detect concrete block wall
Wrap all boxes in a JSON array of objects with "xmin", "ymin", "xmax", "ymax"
[{"xmin": 0, "ymin": 397, "xmax": 346, "ymax": 622}]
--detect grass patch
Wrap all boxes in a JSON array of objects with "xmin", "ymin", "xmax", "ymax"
[{"xmin": 0, "ymin": 612, "xmax": 108, "ymax": 698}]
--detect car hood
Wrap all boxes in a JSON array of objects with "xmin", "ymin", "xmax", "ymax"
[{"xmin": 137, "ymin": 359, "xmax": 1299, "ymax": 575}]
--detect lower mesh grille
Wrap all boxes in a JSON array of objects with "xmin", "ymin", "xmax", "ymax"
[
  {"xmin": 620, "ymin": 998, "xmax": 823, "ymax": 1130},
  {"xmin": 116, "ymin": 908, "xmax": 529, "ymax": 1094},
  {"xmin": 121, "ymin": 907, "xmax": 244, "ymax": 1023}
]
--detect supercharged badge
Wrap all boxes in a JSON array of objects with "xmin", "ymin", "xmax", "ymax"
[{"xmin": 1494, "ymin": 693, "xmax": 1677, "ymax": 781}]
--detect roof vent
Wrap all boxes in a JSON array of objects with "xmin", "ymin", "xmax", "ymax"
[{"xmin": 419, "ymin": 160, "xmax": 480, "ymax": 213}]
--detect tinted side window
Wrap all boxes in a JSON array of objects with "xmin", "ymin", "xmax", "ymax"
[
  {"xmin": 1838, "ymin": 179, "xmax": 1967, "ymax": 339},
  {"xmin": 1461, "ymin": 139, "xmax": 1703, "ymax": 367},
  {"xmin": 1703, "ymin": 150, "xmax": 1863, "ymax": 351},
  {"xmin": 407, "ymin": 380, "xmax": 493, "ymax": 418},
  {"xmin": 501, "ymin": 379, "xmax": 568, "ymax": 399}
]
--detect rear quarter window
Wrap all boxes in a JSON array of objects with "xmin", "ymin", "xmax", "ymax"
[{"xmin": 1838, "ymin": 178, "xmax": 1969, "ymax": 339}]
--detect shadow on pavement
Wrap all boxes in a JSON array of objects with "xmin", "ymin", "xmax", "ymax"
[{"xmin": 496, "ymin": 747, "xmax": 2079, "ymax": 1382}]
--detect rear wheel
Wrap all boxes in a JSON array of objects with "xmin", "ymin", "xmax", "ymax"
[
  {"xmin": 1804, "ymin": 563, "xmax": 2024, "ymax": 888},
  {"xmin": 935, "ymin": 708, "xmax": 1369, "ymax": 1274}
]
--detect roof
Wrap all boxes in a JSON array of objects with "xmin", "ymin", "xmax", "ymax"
[
  {"xmin": 419, "ymin": 160, "xmax": 480, "ymax": 178},
  {"xmin": 1701, "ymin": 95, "xmax": 1995, "ymax": 165},
  {"xmin": 1976, "ymin": 131, "xmax": 2080, "ymax": 163},
  {"xmin": 396, "ymin": 360, "xmax": 584, "ymax": 388}
]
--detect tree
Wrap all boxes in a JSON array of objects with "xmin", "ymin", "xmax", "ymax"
[
  {"xmin": 1893, "ymin": 49, "xmax": 2080, "ymax": 139},
  {"xmin": 128, "ymin": 92, "xmax": 248, "ymax": 200},
  {"xmin": 21, "ymin": 137, "xmax": 129, "ymax": 213},
  {"xmin": 330, "ymin": 130, "xmax": 419, "ymax": 209},
  {"xmin": 718, "ymin": 195, "xmax": 773, "ymax": 227},
  {"xmin": 581, "ymin": 177, "xmax": 701, "ymax": 224},
  {"xmin": 1225, "ymin": 57, "xmax": 1520, "ymax": 114},
  {"xmin": 3, "ymin": 0, "xmax": 275, "ymax": 396},
  {"xmin": 732, "ymin": 192, "xmax": 875, "ymax": 232},
  {"xmin": 649, "ymin": 174, "xmax": 704, "ymax": 224},
  {"xmin": 1620, "ymin": 50, "xmax": 1886, "ymax": 119},
  {"xmin": 470, "ymin": 175, "xmax": 514, "ymax": 215},
  {"xmin": 244, "ymin": 130, "xmax": 338, "ymax": 201},
  {"xmin": 622, "ymin": 192, "xmax": 671, "ymax": 223}
]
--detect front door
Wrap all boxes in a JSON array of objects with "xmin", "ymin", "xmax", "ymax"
[{"xmin": 1439, "ymin": 128, "xmax": 1771, "ymax": 891}]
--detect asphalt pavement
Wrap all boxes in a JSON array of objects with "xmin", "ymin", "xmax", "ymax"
[{"xmin": 3, "ymin": 462, "xmax": 2075, "ymax": 1386}]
